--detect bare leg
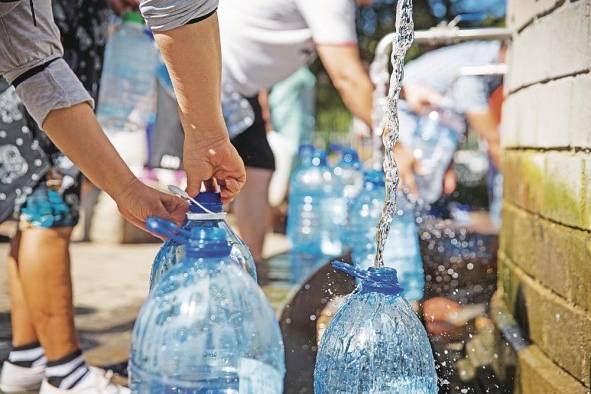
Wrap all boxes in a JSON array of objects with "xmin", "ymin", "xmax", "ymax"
[
  {"xmin": 17, "ymin": 227, "xmax": 78, "ymax": 361},
  {"xmin": 233, "ymin": 168, "xmax": 273, "ymax": 262},
  {"xmin": 7, "ymin": 232, "xmax": 38, "ymax": 347}
]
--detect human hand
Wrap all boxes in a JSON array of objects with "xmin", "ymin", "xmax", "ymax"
[
  {"xmin": 443, "ymin": 167, "xmax": 457, "ymax": 196},
  {"xmin": 183, "ymin": 133, "xmax": 246, "ymax": 203},
  {"xmin": 402, "ymin": 84, "xmax": 443, "ymax": 115},
  {"xmin": 394, "ymin": 143, "xmax": 419, "ymax": 196},
  {"xmin": 113, "ymin": 178, "xmax": 187, "ymax": 231}
]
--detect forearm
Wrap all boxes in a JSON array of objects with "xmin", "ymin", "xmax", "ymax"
[
  {"xmin": 42, "ymin": 103, "xmax": 137, "ymax": 199},
  {"xmin": 153, "ymin": 13, "xmax": 228, "ymax": 144},
  {"xmin": 334, "ymin": 74, "xmax": 373, "ymax": 127},
  {"xmin": 466, "ymin": 110, "xmax": 501, "ymax": 167},
  {"xmin": 317, "ymin": 45, "xmax": 373, "ymax": 127}
]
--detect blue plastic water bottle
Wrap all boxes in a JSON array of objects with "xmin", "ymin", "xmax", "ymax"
[
  {"xmin": 150, "ymin": 192, "xmax": 256, "ymax": 289},
  {"xmin": 314, "ymin": 263, "xmax": 437, "ymax": 393},
  {"xmin": 413, "ymin": 108, "xmax": 465, "ymax": 203},
  {"xmin": 346, "ymin": 170, "xmax": 424, "ymax": 302},
  {"xmin": 332, "ymin": 148, "xmax": 363, "ymax": 203},
  {"xmin": 331, "ymin": 148, "xmax": 363, "ymax": 248},
  {"xmin": 131, "ymin": 218, "xmax": 285, "ymax": 393},
  {"xmin": 287, "ymin": 149, "xmax": 340, "ymax": 256},
  {"xmin": 97, "ymin": 12, "xmax": 159, "ymax": 135}
]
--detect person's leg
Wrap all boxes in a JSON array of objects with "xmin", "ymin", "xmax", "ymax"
[
  {"xmin": 17, "ymin": 226, "xmax": 78, "ymax": 361},
  {"xmin": 233, "ymin": 168, "xmax": 273, "ymax": 262},
  {"xmin": 8, "ymin": 232, "xmax": 38, "ymax": 347},
  {"xmin": 230, "ymin": 96, "xmax": 276, "ymax": 263}
]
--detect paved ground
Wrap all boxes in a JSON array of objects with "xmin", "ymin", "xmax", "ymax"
[{"xmin": 0, "ymin": 234, "xmax": 291, "ymax": 389}]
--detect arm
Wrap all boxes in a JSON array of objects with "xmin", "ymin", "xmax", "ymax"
[
  {"xmin": 3, "ymin": 0, "xmax": 186, "ymax": 230},
  {"xmin": 465, "ymin": 110, "xmax": 501, "ymax": 168},
  {"xmin": 316, "ymin": 44, "xmax": 374, "ymax": 127},
  {"xmin": 150, "ymin": 14, "xmax": 246, "ymax": 201},
  {"xmin": 43, "ymin": 103, "xmax": 187, "ymax": 229}
]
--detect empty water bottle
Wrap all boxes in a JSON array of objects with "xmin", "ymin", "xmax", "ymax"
[
  {"xmin": 315, "ymin": 262, "xmax": 437, "ymax": 394},
  {"xmin": 287, "ymin": 149, "xmax": 340, "ymax": 256},
  {"xmin": 333, "ymin": 148, "xmax": 363, "ymax": 204},
  {"xmin": 292, "ymin": 144, "xmax": 315, "ymax": 173},
  {"xmin": 150, "ymin": 191, "xmax": 256, "ymax": 289},
  {"xmin": 332, "ymin": 148, "xmax": 363, "ymax": 248},
  {"xmin": 346, "ymin": 170, "xmax": 424, "ymax": 302},
  {"xmin": 413, "ymin": 108, "xmax": 465, "ymax": 203},
  {"xmin": 97, "ymin": 12, "xmax": 159, "ymax": 135},
  {"xmin": 131, "ymin": 218, "xmax": 285, "ymax": 393}
]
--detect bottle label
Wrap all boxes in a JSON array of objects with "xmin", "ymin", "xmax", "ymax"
[{"xmin": 238, "ymin": 358, "xmax": 282, "ymax": 394}]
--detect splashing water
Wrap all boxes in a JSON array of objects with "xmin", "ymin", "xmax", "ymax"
[
  {"xmin": 374, "ymin": 0, "xmax": 415, "ymax": 268},
  {"xmin": 368, "ymin": 32, "xmax": 391, "ymax": 169}
]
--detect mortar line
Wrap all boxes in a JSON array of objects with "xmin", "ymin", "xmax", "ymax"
[
  {"xmin": 503, "ymin": 147, "xmax": 591, "ymax": 154},
  {"xmin": 514, "ymin": 0, "xmax": 567, "ymax": 34},
  {"xmin": 507, "ymin": 69, "xmax": 591, "ymax": 96},
  {"xmin": 499, "ymin": 252, "xmax": 591, "ymax": 388},
  {"xmin": 503, "ymin": 200, "xmax": 591, "ymax": 235}
]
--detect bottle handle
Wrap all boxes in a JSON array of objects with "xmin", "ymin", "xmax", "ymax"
[
  {"xmin": 332, "ymin": 261, "xmax": 368, "ymax": 281},
  {"xmin": 146, "ymin": 217, "xmax": 189, "ymax": 243}
]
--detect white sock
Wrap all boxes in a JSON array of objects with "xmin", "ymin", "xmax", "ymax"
[{"xmin": 46, "ymin": 350, "xmax": 90, "ymax": 390}]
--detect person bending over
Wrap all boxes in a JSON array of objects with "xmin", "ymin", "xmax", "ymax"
[{"xmin": 0, "ymin": 0, "xmax": 244, "ymax": 392}]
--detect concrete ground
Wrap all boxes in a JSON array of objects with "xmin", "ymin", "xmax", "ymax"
[{"xmin": 0, "ymin": 233, "xmax": 291, "ymax": 389}]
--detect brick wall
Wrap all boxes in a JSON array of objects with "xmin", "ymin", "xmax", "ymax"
[{"xmin": 498, "ymin": 1, "xmax": 591, "ymax": 392}]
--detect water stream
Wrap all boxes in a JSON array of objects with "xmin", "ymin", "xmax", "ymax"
[{"xmin": 373, "ymin": 0, "xmax": 415, "ymax": 268}]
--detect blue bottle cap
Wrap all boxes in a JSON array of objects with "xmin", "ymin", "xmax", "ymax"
[
  {"xmin": 332, "ymin": 261, "xmax": 403, "ymax": 296},
  {"xmin": 329, "ymin": 143, "xmax": 343, "ymax": 153},
  {"xmin": 340, "ymin": 148, "xmax": 359, "ymax": 164},
  {"xmin": 363, "ymin": 170, "xmax": 385, "ymax": 187},
  {"xmin": 298, "ymin": 144, "xmax": 315, "ymax": 156},
  {"xmin": 189, "ymin": 192, "xmax": 223, "ymax": 214},
  {"xmin": 312, "ymin": 149, "xmax": 328, "ymax": 166}
]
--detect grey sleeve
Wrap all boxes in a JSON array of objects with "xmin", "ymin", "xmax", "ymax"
[
  {"xmin": 0, "ymin": 1, "xmax": 19, "ymax": 17},
  {"xmin": 15, "ymin": 59, "xmax": 93, "ymax": 127},
  {"xmin": 140, "ymin": 0, "xmax": 218, "ymax": 32}
]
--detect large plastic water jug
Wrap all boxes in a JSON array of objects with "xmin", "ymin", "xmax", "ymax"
[
  {"xmin": 333, "ymin": 148, "xmax": 363, "ymax": 202},
  {"xmin": 315, "ymin": 262, "xmax": 437, "ymax": 393},
  {"xmin": 149, "ymin": 191, "xmax": 256, "ymax": 289},
  {"xmin": 286, "ymin": 149, "xmax": 340, "ymax": 256},
  {"xmin": 345, "ymin": 170, "xmax": 424, "ymax": 302},
  {"xmin": 413, "ymin": 108, "xmax": 465, "ymax": 204},
  {"xmin": 97, "ymin": 12, "xmax": 158, "ymax": 135},
  {"xmin": 130, "ymin": 218, "xmax": 285, "ymax": 393},
  {"xmin": 331, "ymin": 148, "xmax": 363, "ymax": 250}
]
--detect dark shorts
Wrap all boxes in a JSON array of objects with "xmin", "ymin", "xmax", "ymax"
[{"xmin": 231, "ymin": 96, "xmax": 275, "ymax": 171}]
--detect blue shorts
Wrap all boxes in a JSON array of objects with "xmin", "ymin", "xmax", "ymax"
[{"xmin": 19, "ymin": 180, "xmax": 79, "ymax": 229}]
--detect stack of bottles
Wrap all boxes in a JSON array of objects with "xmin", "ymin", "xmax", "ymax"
[
  {"xmin": 150, "ymin": 191, "xmax": 256, "ymax": 289},
  {"xmin": 286, "ymin": 146, "xmax": 424, "ymax": 302},
  {"xmin": 315, "ymin": 262, "xmax": 438, "ymax": 393},
  {"xmin": 286, "ymin": 145, "xmax": 363, "ymax": 257},
  {"xmin": 131, "ymin": 218, "xmax": 285, "ymax": 393},
  {"xmin": 345, "ymin": 170, "xmax": 425, "ymax": 302}
]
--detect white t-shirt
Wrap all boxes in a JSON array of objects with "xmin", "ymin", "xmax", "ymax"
[{"xmin": 218, "ymin": 0, "xmax": 358, "ymax": 97}]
